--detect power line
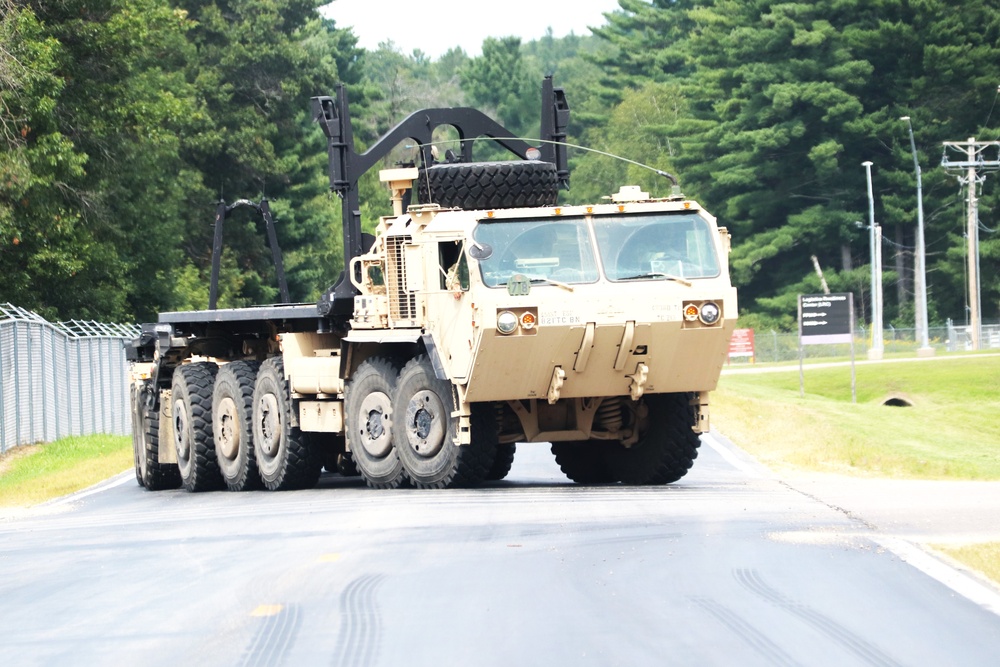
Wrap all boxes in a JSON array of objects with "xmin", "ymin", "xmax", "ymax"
[
  {"xmin": 978, "ymin": 85, "xmax": 1000, "ymax": 134},
  {"xmin": 941, "ymin": 137, "xmax": 1000, "ymax": 349}
]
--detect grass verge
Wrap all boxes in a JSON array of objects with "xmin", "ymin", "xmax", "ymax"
[
  {"xmin": 713, "ymin": 356, "xmax": 1000, "ymax": 479},
  {"xmin": 933, "ymin": 543, "xmax": 1000, "ymax": 587},
  {"xmin": 714, "ymin": 355, "xmax": 1000, "ymax": 586},
  {"xmin": 0, "ymin": 435, "xmax": 132, "ymax": 507}
]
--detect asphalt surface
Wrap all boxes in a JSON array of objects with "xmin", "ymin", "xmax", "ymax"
[
  {"xmin": 1, "ymin": 435, "xmax": 999, "ymax": 666},
  {"xmin": 707, "ymin": 430, "xmax": 1000, "ymax": 542}
]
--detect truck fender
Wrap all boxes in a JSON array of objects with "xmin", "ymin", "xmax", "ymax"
[{"xmin": 420, "ymin": 333, "xmax": 449, "ymax": 381}]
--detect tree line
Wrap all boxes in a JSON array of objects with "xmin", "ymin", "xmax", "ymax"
[{"xmin": 2, "ymin": 0, "xmax": 998, "ymax": 330}]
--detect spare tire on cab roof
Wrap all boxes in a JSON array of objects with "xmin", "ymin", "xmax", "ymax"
[{"xmin": 416, "ymin": 160, "xmax": 559, "ymax": 211}]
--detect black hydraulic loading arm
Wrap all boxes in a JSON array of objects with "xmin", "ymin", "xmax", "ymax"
[
  {"xmin": 208, "ymin": 198, "xmax": 291, "ymax": 310},
  {"xmin": 310, "ymin": 76, "xmax": 570, "ymax": 326}
]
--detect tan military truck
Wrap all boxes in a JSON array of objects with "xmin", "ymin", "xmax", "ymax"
[{"xmin": 128, "ymin": 77, "xmax": 737, "ymax": 492}]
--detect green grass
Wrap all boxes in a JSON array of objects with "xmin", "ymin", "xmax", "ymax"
[
  {"xmin": 715, "ymin": 355, "xmax": 1000, "ymax": 586},
  {"xmin": 0, "ymin": 435, "xmax": 133, "ymax": 507},
  {"xmin": 713, "ymin": 356, "xmax": 1000, "ymax": 479},
  {"xmin": 934, "ymin": 542, "xmax": 1000, "ymax": 586}
]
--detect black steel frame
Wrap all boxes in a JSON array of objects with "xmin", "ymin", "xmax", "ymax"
[
  {"xmin": 208, "ymin": 198, "xmax": 290, "ymax": 310},
  {"xmin": 310, "ymin": 76, "xmax": 570, "ymax": 321}
]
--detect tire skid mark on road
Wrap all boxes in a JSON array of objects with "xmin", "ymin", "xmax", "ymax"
[
  {"xmin": 238, "ymin": 602, "xmax": 302, "ymax": 667},
  {"xmin": 331, "ymin": 574, "xmax": 385, "ymax": 667},
  {"xmin": 690, "ymin": 596, "xmax": 801, "ymax": 667},
  {"xmin": 735, "ymin": 569, "xmax": 902, "ymax": 667}
]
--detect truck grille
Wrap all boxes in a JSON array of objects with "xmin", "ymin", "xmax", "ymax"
[{"xmin": 386, "ymin": 235, "xmax": 416, "ymax": 322}]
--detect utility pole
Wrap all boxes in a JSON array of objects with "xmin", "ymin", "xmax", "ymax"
[
  {"xmin": 900, "ymin": 117, "xmax": 933, "ymax": 356},
  {"xmin": 941, "ymin": 138, "xmax": 1000, "ymax": 351},
  {"xmin": 810, "ymin": 255, "xmax": 830, "ymax": 294},
  {"xmin": 863, "ymin": 161, "xmax": 884, "ymax": 360}
]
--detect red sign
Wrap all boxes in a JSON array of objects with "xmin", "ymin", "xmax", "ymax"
[{"xmin": 728, "ymin": 328, "xmax": 755, "ymax": 361}]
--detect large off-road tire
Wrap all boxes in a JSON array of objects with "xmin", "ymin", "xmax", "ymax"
[
  {"xmin": 316, "ymin": 433, "xmax": 353, "ymax": 475},
  {"xmin": 606, "ymin": 393, "xmax": 701, "ymax": 485},
  {"xmin": 131, "ymin": 384, "xmax": 144, "ymax": 487},
  {"xmin": 551, "ymin": 441, "xmax": 615, "ymax": 485},
  {"xmin": 416, "ymin": 161, "xmax": 559, "ymax": 210},
  {"xmin": 252, "ymin": 357, "xmax": 323, "ymax": 491},
  {"xmin": 172, "ymin": 362, "xmax": 223, "ymax": 492},
  {"xmin": 392, "ymin": 356, "xmax": 496, "ymax": 489},
  {"xmin": 344, "ymin": 357, "xmax": 406, "ymax": 489},
  {"xmin": 212, "ymin": 361, "xmax": 262, "ymax": 492},
  {"xmin": 131, "ymin": 383, "xmax": 181, "ymax": 491},
  {"xmin": 485, "ymin": 443, "xmax": 516, "ymax": 481},
  {"xmin": 336, "ymin": 451, "xmax": 360, "ymax": 477}
]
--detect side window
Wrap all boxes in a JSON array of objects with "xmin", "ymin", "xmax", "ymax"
[{"xmin": 439, "ymin": 241, "xmax": 469, "ymax": 291}]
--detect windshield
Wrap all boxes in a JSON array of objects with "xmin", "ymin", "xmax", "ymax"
[
  {"xmin": 473, "ymin": 218, "xmax": 600, "ymax": 288},
  {"xmin": 594, "ymin": 213, "xmax": 720, "ymax": 281},
  {"xmin": 472, "ymin": 212, "xmax": 720, "ymax": 288}
]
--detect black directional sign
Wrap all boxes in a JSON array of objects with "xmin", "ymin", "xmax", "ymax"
[{"xmin": 798, "ymin": 293, "xmax": 853, "ymax": 345}]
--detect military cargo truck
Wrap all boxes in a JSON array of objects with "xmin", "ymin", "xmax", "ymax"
[{"xmin": 127, "ymin": 78, "xmax": 737, "ymax": 491}]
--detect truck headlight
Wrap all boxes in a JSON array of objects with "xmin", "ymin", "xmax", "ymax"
[
  {"xmin": 497, "ymin": 311, "xmax": 519, "ymax": 335},
  {"xmin": 699, "ymin": 302, "xmax": 721, "ymax": 325}
]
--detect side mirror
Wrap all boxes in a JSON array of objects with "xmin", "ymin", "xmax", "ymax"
[{"xmin": 468, "ymin": 242, "xmax": 493, "ymax": 261}]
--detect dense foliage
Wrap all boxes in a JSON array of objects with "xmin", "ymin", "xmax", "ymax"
[
  {"xmin": 2, "ymin": 0, "xmax": 998, "ymax": 330},
  {"xmin": 1, "ymin": 0, "xmax": 359, "ymax": 321},
  {"xmin": 589, "ymin": 0, "xmax": 1000, "ymax": 330}
]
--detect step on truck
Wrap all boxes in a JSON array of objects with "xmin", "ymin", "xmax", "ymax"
[{"xmin": 127, "ymin": 77, "xmax": 738, "ymax": 491}]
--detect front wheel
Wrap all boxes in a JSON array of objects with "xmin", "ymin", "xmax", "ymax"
[
  {"xmin": 485, "ymin": 443, "xmax": 516, "ymax": 481},
  {"xmin": 551, "ymin": 441, "xmax": 615, "ymax": 484},
  {"xmin": 252, "ymin": 358, "xmax": 322, "ymax": 491},
  {"xmin": 344, "ymin": 357, "xmax": 406, "ymax": 489},
  {"xmin": 392, "ymin": 356, "xmax": 495, "ymax": 489},
  {"xmin": 605, "ymin": 393, "xmax": 701, "ymax": 485}
]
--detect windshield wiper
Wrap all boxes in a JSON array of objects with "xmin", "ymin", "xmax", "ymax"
[
  {"xmin": 529, "ymin": 277, "xmax": 575, "ymax": 292},
  {"xmin": 619, "ymin": 272, "xmax": 692, "ymax": 287}
]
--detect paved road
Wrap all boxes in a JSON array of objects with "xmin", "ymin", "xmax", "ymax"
[{"xmin": 2, "ymin": 438, "xmax": 999, "ymax": 666}]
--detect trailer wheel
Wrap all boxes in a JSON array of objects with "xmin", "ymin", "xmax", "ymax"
[
  {"xmin": 416, "ymin": 161, "xmax": 559, "ymax": 210},
  {"xmin": 344, "ymin": 357, "xmax": 406, "ymax": 489},
  {"xmin": 551, "ymin": 441, "xmax": 615, "ymax": 484},
  {"xmin": 172, "ymin": 362, "xmax": 223, "ymax": 492},
  {"xmin": 212, "ymin": 361, "xmax": 262, "ymax": 491},
  {"xmin": 252, "ymin": 357, "xmax": 322, "ymax": 491},
  {"xmin": 392, "ymin": 356, "xmax": 496, "ymax": 489},
  {"xmin": 485, "ymin": 443, "xmax": 516, "ymax": 481},
  {"xmin": 131, "ymin": 383, "xmax": 181, "ymax": 491},
  {"xmin": 606, "ymin": 393, "xmax": 700, "ymax": 485}
]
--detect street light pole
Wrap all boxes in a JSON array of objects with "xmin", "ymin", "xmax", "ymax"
[
  {"xmin": 900, "ymin": 116, "xmax": 934, "ymax": 356},
  {"xmin": 863, "ymin": 161, "xmax": 884, "ymax": 360}
]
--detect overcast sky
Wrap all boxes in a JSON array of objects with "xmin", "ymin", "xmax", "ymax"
[{"xmin": 320, "ymin": 0, "xmax": 623, "ymax": 59}]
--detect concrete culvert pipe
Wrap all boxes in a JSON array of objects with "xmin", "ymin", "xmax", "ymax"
[{"xmin": 881, "ymin": 394, "xmax": 914, "ymax": 407}]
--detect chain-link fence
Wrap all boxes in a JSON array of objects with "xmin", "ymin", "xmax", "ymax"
[
  {"xmin": 728, "ymin": 321, "xmax": 1000, "ymax": 365},
  {"xmin": 0, "ymin": 303, "xmax": 139, "ymax": 454}
]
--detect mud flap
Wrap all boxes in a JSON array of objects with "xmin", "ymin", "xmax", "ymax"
[
  {"xmin": 690, "ymin": 391, "xmax": 710, "ymax": 434},
  {"xmin": 158, "ymin": 389, "xmax": 177, "ymax": 464}
]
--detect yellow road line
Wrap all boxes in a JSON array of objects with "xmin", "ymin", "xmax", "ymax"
[{"xmin": 250, "ymin": 604, "xmax": 284, "ymax": 617}]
